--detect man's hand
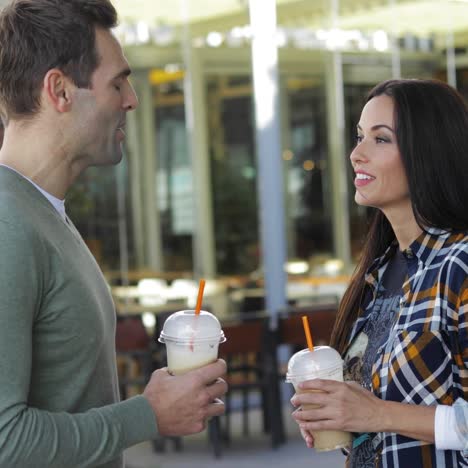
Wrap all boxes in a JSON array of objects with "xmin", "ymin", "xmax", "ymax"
[{"xmin": 143, "ymin": 359, "xmax": 228, "ymax": 436}]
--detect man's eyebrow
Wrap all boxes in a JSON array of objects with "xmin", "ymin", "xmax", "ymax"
[
  {"xmin": 357, "ymin": 123, "xmax": 395, "ymax": 133},
  {"xmin": 112, "ymin": 68, "xmax": 131, "ymax": 81}
]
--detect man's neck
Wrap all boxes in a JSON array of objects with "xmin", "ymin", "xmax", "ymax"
[{"xmin": 0, "ymin": 125, "xmax": 84, "ymax": 199}]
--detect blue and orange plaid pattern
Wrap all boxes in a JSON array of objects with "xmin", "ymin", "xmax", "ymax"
[{"xmin": 346, "ymin": 227, "xmax": 468, "ymax": 467}]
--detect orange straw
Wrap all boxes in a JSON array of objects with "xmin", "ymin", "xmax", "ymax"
[
  {"xmin": 194, "ymin": 279, "xmax": 206, "ymax": 315},
  {"xmin": 302, "ymin": 315, "xmax": 314, "ymax": 351}
]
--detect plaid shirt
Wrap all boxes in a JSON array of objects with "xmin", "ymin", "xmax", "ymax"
[{"xmin": 345, "ymin": 227, "xmax": 468, "ymax": 467}]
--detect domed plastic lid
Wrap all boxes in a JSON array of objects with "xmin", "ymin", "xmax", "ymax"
[
  {"xmin": 285, "ymin": 346, "xmax": 343, "ymax": 381},
  {"xmin": 159, "ymin": 310, "xmax": 225, "ymax": 343}
]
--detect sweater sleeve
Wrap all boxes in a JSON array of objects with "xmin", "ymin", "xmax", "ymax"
[{"xmin": 0, "ymin": 219, "xmax": 158, "ymax": 467}]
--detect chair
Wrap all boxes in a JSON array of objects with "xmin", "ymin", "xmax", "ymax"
[
  {"xmin": 238, "ymin": 290, "xmax": 295, "ymax": 316},
  {"xmin": 240, "ymin": 291, "xmax": 265, "ymax": 314},
  {"xmin": 115, "ymin": 316, "xmax": 152, "ymax": 400},
  {"xmin": 278, "ymin": 304, "xmax": 337, "ymax": 345},
  {"xmin": 149, "ymin": 309, "xmax": 186, "ymax": 454},
  {"xmin": 115, "ymin": 310, "xmax": 183, "ymax": 454},
  {"xmin": 214, "ymin": 316, "xmax": 286, "ymax": 455}
]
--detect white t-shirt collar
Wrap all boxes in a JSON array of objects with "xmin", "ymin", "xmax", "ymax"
[{"xmin": 0, "ymin": 163, "xmax": 67, "ymax": 221}]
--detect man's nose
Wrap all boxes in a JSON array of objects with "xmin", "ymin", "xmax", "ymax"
[{"xmin": 124, "ymin": 83, "xmax": 139, "ymax": 111}]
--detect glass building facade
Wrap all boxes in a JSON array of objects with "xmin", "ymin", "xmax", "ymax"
[{"xmin": 63, "ymin": 0, "xmax": 468, "ymax": 285}]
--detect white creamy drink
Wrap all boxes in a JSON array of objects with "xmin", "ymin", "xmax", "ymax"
[
  {"xmin": 286, "ymin": 346, "xmax": 352, "ymax": 451},
  {"xmin": 159, "ymin": 310, "xmax": 226, "ymax": 375}
]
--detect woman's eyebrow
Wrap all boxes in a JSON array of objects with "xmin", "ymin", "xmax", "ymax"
[{"xmin": 357, "ymin": 123, "xmax": 395, "ymax": 133}]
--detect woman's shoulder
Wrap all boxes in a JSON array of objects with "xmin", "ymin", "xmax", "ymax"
[
  {"xmin": 442, "ymin": 231, "xmax": 468, "ymax": 260},
  {"xmin": 436, "ymin": 232, "xmax": 468, "ymax": 291}
]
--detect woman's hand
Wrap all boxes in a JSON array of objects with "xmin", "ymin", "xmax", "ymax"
[
  {"xmin": 291, "ymin": 379, "xmax": 386, "ymax": 434},
  {"xmin": 299, "ymin": 426, "xmax": 315, "ymax": 448}
]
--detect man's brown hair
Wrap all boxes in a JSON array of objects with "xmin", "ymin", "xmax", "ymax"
[{"xmin": 0, "ymin": 0, "xmax": 118, "ymax": 122}]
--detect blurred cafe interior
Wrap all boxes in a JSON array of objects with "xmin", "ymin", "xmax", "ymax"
[
  {"xmin": 55, "ymin": 0, "xmax": 468, "ymax": 323},
  {"xmin": 4, "ymin": 0, "xmax": 467, "ymax": 452}
]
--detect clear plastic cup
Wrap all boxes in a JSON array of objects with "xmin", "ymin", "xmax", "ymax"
[
  {"xmin": 286, "ymin": 346, "xmax": 351, "ymax": 452},
  {"xmin": 158, "ymin": 310, "xmax": 226, "ymax": 375}
]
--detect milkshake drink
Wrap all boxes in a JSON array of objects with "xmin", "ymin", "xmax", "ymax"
[
  {"xmin": 158, "ymin": 310, "xmax": 226, "ymax": 375},
  {"xmin": 286, "ymin": 346, "xmax": 351, "ymax": 451}
]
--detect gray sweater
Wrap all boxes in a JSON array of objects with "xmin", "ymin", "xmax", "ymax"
[{"xmin": 0, "ymin": 167, "xmax": 158, "ymax": 467}]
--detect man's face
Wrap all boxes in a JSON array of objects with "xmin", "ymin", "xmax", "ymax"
[{"xmin": 71, "ymin": 27, "xmax": 138, "ymax": 166}]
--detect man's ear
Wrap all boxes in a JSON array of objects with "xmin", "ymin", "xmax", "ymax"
[{"xmin": 43, "ymin": 69, "xmax": 74, "ymax": 113}]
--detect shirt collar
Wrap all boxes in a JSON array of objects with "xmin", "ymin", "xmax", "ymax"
[
  {"xmin": 364, "ymin": 226, "xmax": 452, "ymax": 287},
  {"xmin": 409, "ymin": 226, "xmax": 452, "ymax": 267},
  {"xmin": 0, "ymin": 163, "xmax": 67, "ymax": 221},
  {"xmin": 365, "ymin": 241, "xmax": 398, "ymax": 289}
]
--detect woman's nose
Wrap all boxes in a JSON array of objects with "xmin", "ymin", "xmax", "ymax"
[{"xmin": 350, "ymin": 143, "xmax": 367, "ymax": 168}]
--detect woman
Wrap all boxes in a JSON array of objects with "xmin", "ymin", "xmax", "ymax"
[{"xmin": 291, "ymin": 79, "xmax": 468, "ymax": 467}]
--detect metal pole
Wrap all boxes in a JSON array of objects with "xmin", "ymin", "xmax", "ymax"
[
  {"xmin": 389, "ymin": 0, "xmax": 401, "ymax": 78},
  {"xmin": 126, "ymin": 108, "xmax": 145, "ymax": 267},
  {"xmin": 116, "ymin": 156, "xmax": 130, "ymax": 291},
  {"xmin": 327, "ymin": 0, "xmax": 352, "ymax": 272},
  {"xmin": 180, "ymin": 0, "xmax": 216, "ymax": 279},
  {"xmin": 446, "ymin": 29, "xmax": 457, "ymax": 89},
  {"xmin": 249, "ymin": 0, "xmax": 287, "ymax": 328},
  {"xmin": 139, "ymin": 76, "xmax": 164, "ymax": 270}
]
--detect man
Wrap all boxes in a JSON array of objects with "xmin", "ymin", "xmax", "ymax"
[{"xmin": 0, "ymin": 1, "xmax": 227, "ymax": 467}]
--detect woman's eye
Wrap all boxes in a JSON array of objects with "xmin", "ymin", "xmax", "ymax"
[
  {"xmin": 355, "ymin": 135, "xmax": 363, "ymax": 143},
  {"xmin": 376, "ymin": 137, "xmax": 389, "ymax": 143}
]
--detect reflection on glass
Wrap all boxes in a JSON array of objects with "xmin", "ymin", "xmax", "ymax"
[
  {"xmin": 68, "ymin": 164, "xmax": 131, "ymax": 273},
  {"xmin": 286, "ymin": 80, "xmax": 333, "ymax": 271},
  {"xmin": 155, "ymin": 84, "xmax": 194, "ymax": 272},
  {"xmin": 207, "ymin": 76, "xmax": 260, "ymax": 275}
]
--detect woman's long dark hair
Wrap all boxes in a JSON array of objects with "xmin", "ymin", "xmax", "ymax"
[{"xmin": 330, "ymin": 79, "xmax": 468, "ymax": 354}]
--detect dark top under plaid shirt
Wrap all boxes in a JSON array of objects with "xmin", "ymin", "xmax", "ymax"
[{"xmin": 343, "ymin": 227, "xmax": 468, "ymax": 467}]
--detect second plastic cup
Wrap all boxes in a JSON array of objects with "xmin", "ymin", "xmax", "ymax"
[
  {"xmin": 286, "ymin": 346, "xmax": 351, "ymax": 452},
  {"xmin": 158, "ymin": 309, "xmax": 226, "ymax": 375}
]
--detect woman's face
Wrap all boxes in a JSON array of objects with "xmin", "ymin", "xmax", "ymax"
[{"xmin": 350, "ymin": 95, "xmax": 411, "ymax": 217}]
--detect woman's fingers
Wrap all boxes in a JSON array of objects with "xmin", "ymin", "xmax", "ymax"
[
  {"xmin": 291, "ymin": 391, "xmax": 329, "ymax": 408},
  {"xmin": 300, "ymin": 427, "xmax": 315, "ymax": 448},
  {"xmin": 291, "ymin": 379, "xmax": 386, "ymax": 433}
]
